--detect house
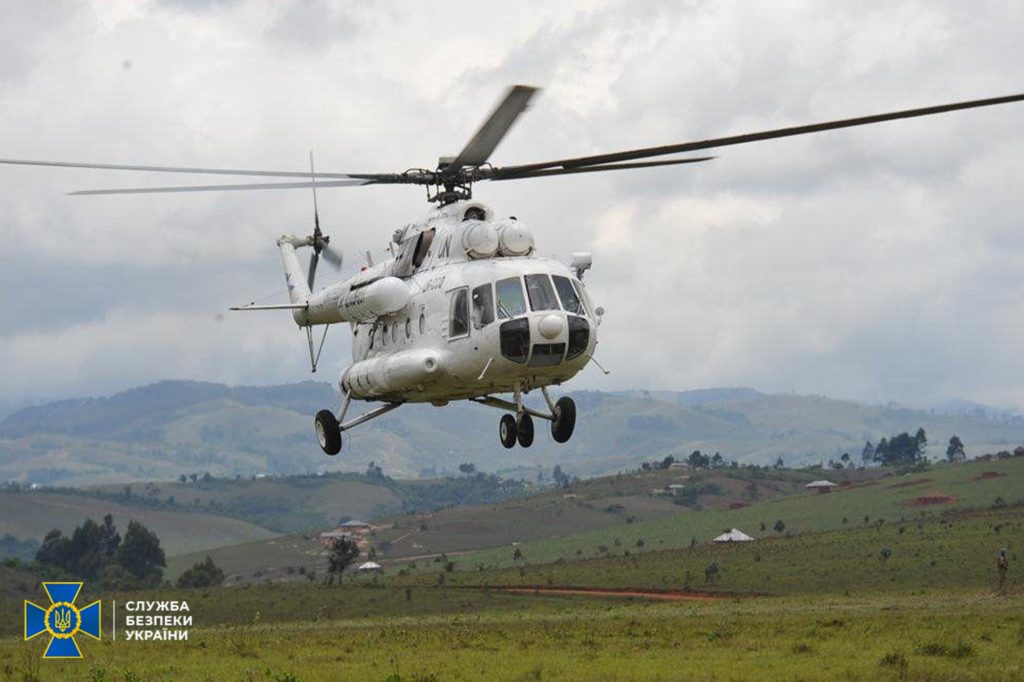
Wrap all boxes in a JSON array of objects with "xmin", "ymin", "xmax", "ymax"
[
  {"xmin": 318, "ymin": 530, "xmax": 351, "ymax": 547},
  {"xmin": 712, "ymin": 528, "xmax": 754, "ymax": 543},
  {"xmin": 805, "ymin": 480, "xmax": 837, "ymax": 494},
  {"xmin": 339, "ymin": 520, "xmax": 373, "ymax": 534}
]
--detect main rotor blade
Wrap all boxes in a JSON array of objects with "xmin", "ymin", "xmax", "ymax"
[
  {"xmin": 445, "ymin": 85, "xmax": 539, "ymax": 173},
  {"xmin": 67, "ymin": 179, "xmax": 377, "ymax": 195},
  {"xmin": 488, "ymin": 156, "xmax": 715, "ymax": 181},
  {"xmin": 498, "ymin": 92, "xmax": 1024, "ymax": 174},
  {"xmin": 321, "ymin": 243, "xmax": 343, "ymax": 268},
  {"xmin": 0, "ymin": 157, "xmax": 366, "ymax": 179}
]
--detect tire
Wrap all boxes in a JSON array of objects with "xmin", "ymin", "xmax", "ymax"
[
  {"xmin": 551, "ymin": 396, "xmax": 576, "ymax": 443},
  {"xmin": 516, "ymin": 413, "xmax": 535, "ymax": 448},
  {"xmin": 499, "ymin": 414, "xmax": 517, "ymax": 449},
  {"xmin": 314, "ymin": 409, "xmax": 342, "ymax": 456}
]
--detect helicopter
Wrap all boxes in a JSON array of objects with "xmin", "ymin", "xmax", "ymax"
[{"xmin": 2, "ymin": 85, "xmax": 1023, "ymax": 455}]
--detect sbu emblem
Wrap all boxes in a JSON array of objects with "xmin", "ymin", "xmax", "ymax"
[{"xmin": 24, "ymin": 582, "xmax": 101, "ymax": 659}]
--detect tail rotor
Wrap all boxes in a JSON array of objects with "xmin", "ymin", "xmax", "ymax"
[{"xmin": 306, "ymin": 151, "xmax": 343, "ymax": 291}]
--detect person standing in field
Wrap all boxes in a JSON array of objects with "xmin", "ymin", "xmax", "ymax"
[{"xmin": 997, "ymin": 548, "xmax": 1009, "ymax": 594}]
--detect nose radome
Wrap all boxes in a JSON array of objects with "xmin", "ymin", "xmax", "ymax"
[{"xmin": 539, "ymin": 313, "xmax": 563, "ymax": 340}]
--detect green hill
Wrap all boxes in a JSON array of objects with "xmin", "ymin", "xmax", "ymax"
[
  {"xmin": 0, "ymin": 490, "xmax": 276, "ymax": 556},
  {"xmin": 458, "ymin": 456, "xmax": 1024, "ymax": 569},
  {"xmin": 3, "ymin": 381, "xmax": 1024, "ymax": 486}
]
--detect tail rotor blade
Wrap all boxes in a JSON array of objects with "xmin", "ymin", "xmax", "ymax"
[
  {"xmin": 307, "ymin": 251, "xmax": 319, "ymax": 291},
  {"xmin": 322, "ymin": 243, "xmax": 343, "ymax": 269}
]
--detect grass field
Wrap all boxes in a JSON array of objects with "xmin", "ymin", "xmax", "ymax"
[
  {"xmin": 2, "ymin": 591, "xmax": 1022, "ymax": 681},
  {"xmin": 3, "ymin": 475, "xmax": 1024, "ymax": 680}
]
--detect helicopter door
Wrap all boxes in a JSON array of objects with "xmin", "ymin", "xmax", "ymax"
[{"xmin": 448, "ymin": 288, "xmax": 470, "ymax": 340}]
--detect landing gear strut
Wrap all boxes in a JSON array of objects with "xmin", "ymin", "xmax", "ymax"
[
  {"xmin": 313, "ymin": 392, "xmax": 403, "ymax": 456},
  {"xmin": 473, "ymin": 387, "xmax": 576, "ymax": 448}
]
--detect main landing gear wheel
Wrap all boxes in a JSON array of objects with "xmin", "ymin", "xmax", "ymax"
[
  {"xmin": 551, "ymin": 396, "xmax": 576, "ymax": 443},
  {"xmin": 516, "ymin": 413, "xmax": 535, "ymax": 448},
  {"xmin": 314, "ymin": 409, "xmax": 342, "ymax": 456},
  {"xmin": 499, "ymin": 414, "xmax": 517, "ymax": 449}
]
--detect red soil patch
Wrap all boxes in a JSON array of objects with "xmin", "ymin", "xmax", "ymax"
[
  {"xmin": 484, "ymin": 585, "xmax": 730, "ymax": 602},
  {"xmin": 904, "ymin": 494, "xmax": 957, "ymax": 506},
  {"xmin": 887, "ymin": 478, "xmax": 932, "ymax": 489},
  {"xmin": 975, "ymin": 471, "xmax": 1005, "ymax": 481}
]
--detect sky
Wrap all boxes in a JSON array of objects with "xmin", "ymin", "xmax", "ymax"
[{"xmin": 1, "ymin": 0, "xmax": 1023, "ymax": 414}]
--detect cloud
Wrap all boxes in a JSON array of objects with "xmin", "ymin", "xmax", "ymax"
[{"xmin": 1, "ymin": 0, "xmax": 1023, "ymax": 414}]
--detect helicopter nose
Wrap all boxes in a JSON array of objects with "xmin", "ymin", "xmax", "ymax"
[{"xmin": 538, "ymin": 313, "xmax": 563, "ymax": 340}]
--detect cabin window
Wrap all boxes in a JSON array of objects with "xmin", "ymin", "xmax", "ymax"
[
  {"xmin": 405, "ymin": 318, "xmax": 412, "ymax": 339},
  {"xmin": 449, "ymin": 288, "xmax": 469, "ymax": 338},
  {"xmin": 552, "ymin": 275, "xmax": 584, "ymax": 315},
  {"xmin": 382, "ymin": 323, "xmax": 388, "ymax": 346},
  {"xmin": 472, "ymin": 283, "xmax": 495, "ymax": 329},
  {"xmin": 391, "ymin": 322, "xmax": 398, "ymax": 343},
  {"xmin": 419, "ymin": 312, "xmax": 426, "ymax": 335},
  {"xmin": 525, "ymin": 274, "xmax": 559, "ymax": 312},
  {"xmin": 495, "ymin": 277, "xmax": 526, "ymax": 319}
]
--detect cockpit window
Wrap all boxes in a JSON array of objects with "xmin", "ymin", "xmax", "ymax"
[
  {"xmin": 525, "ymin": 274, "xmax": 559, "ymax": 312},
  {"xmin": 552, "ymin": 275, "xmax": 584, "ymax": 315},
  {"xmin": 570, "ymin": 278, "xmax": 591, "ymax": 316},
  {"xmin": 449, "ymin": 288, "xmax": 469, "ymax": 338},
  {"xmin": 495, "ymin": 277, "xmax": 527, "ymax": 319},
  {"xmin": 472, "ymin": 283, "xmax": 495, "ymax": 329}
]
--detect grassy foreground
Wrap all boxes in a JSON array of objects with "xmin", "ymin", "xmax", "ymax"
[{"xmin": 2, "ymin": 591, "xmax": 1023, "ymax": 681}]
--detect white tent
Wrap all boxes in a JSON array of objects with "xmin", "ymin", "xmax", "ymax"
[
  {"xmin": 357, "ymin": 561, "xmax": 382, "ymax": 572},
  {"xmin": 712, "ymin": 528, "xmax": 754, "ymax": 543}
]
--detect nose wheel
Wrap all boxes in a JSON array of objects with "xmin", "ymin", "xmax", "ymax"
[{"xmin": 499, "ymin": 414, "xmax": 517, "ymax": 449}]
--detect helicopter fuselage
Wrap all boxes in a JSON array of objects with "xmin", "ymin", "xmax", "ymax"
[{"xmin": 280, "ymin": 200, "xmax": 600, "ymax": 405}]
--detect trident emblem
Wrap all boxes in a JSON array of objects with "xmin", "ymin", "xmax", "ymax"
[{"xmin": 24, "ymin": 582, "xmax": 101, "ymax": 658}]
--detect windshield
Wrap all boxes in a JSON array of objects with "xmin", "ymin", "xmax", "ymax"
[
  {"xmin": 552, "ymin": 275, "xmax": 584, "ymax": 315},
  {"xmin": 496, "ymin": 277, "xmax": 527, "ymax": 319},
  {"xmin": 525, "ymin": 274, "xmax": 559, "ymax": 312}
]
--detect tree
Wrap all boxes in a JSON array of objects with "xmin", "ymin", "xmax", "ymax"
[
  {"xmin": 687, "ymin": 450, "xmax": 710, "ymax": 469},
  {"xmin": 915, "ymin": 428, "xmax": 928, "ymax": 450},
  {"xmin": 458, "ymin": 463, "xmax": 477, "ymax": 475},
  {"xmin": 774, "ymin": 457, "xmax": 785, "ymax": 470},
  {"xmin": 840, "ymin": 452, "xmax": 851, "ymax": 468},
  {"xmin": 176, "ymin": 556, "xmax": 225, "ymax": 588},
  {"xmin": 661, "ymin": 455, "xmax": 676, "ymax": 470},
  {"xmin": 875, "ymin": 432, "xmax": 924, "ymax": 466},
  {"xmin": 115, "ymin": 521, "xmax": 166, "ymax": 581},
  {"xmin": 773, "ymin": 519, "xmax": 786, "ymax": 533},
  {"xmin": 327, "ymin": 536, "xmax": 360, "ymax": 574},
  {"xmin": 862, "ymin": 441, "xmax": 875, "ymax": 465},
  {"xmin": 710, "ymin": 453, "xmax": 724, "ymax": 469},
  {"xmin": 552, "ymin": 465, "xmax": 570, "ymax": 488},
  {"xmin": 946, "ymin": 435, "xmax": 966, "ymax": 463}
]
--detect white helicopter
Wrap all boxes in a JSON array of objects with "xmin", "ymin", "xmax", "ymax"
[{"xmin": 2, "ymin": 86, "xmax": 1023, "ymax": 455}]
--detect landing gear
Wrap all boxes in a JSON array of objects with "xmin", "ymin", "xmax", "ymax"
[
  {"xmin": 313, "ymin": 392, "xmax": 403, "ymax": 456},
  {"xmin": 499, "ymin": 414, "xmax": 517, "ymax": 449},
  {"xmin": 473, "ymin": 387, "xmax": 577, "ymax": 448},
  {"xmin": 314, "ymin": 410, "xmax": 342, "ymax": 455},
  {"xmin": 551, "ymin": 396, "xmax": 576, "ymax": 443},
  {"xmin": 516, "ymin": 413, "xmax": 535, "ymax": 447}
]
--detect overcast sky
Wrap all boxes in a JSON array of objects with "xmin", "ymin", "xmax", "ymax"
[{"xmin": 2, "ymin": 0, "xmax": 1024, "ymax": 414}]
